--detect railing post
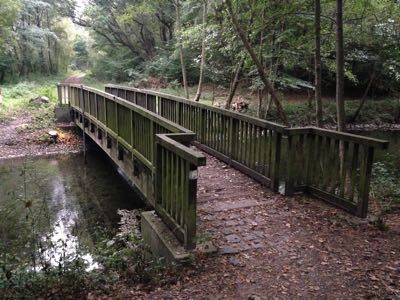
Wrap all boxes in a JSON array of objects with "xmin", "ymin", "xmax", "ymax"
[
  {"xmin": 229, "ymin": 117, "xmax": 239, "ymax": 161},
  {"xmin": 200, "ymin": 108, "xmax": 207, "ymax": 143},
  {"xmin": 155, "ymin": 141, "xmax": 162, "ymax": 211},
  {"xmin": 357, "ymin": 146, "xmax": 374, "ymax": 218},
  {"xmin": 57, "ymin": 84, "xmax": 62, "ymax": 105},
  {"xmin": 270, "ymin": 130, "xmax": 282, "ymax": 192},
  {"xmin": 185, "ymin": 163, "xmax": 198, "ymax": 250},
  {"xmin": 285, "ymin": 133, "xmax": 295, "ymax": 195},
  {"xmin": 305, "ymin": 131, "xmax": 316, "ymax": 187}
]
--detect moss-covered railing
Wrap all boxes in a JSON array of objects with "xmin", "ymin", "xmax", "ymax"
[
  {"xmin": 57, "ymin": 83, "xmax": 206, "ymax": 249},
  {"xmin": 105, "ymin": 84, "xmax": 285, "ymax": 191},
  {"xmin": 285, "ymin": 127, "xmax": 388, "ymax": 217},
  {"xmin": 104, "ymin": 84, "xmax": 389, "ymax": 218}
]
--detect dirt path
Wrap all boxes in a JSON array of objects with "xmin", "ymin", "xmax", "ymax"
[
  {"xmin": 62, "ymin": 75, "xmax": 84, "ymax": 84},
  {"xmin": 111, "ymin": 153, "xmax": 399, "ymax": 299}
]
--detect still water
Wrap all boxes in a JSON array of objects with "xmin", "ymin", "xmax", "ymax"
[{"xmin": 0, "ymin": 150, "xmax": 143, "ymax": 270}]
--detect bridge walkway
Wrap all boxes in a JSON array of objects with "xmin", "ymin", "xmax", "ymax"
[{"xmin": 197, "ymin": 151, "xmax": 329, "ymax": 254}]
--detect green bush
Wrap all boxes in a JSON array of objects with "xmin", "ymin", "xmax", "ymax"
[{"xmin": 371, "ymin": 159, "xmax": 400, "ymax": 213}]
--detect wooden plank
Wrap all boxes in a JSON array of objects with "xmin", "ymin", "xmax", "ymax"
[
  {"xmin": 357, "ymin": 146, "xmax": 374, "ymax": 218},
  {"xmin": 270, "ymin": 131, "xmax": 282, "ymax": 192},
  {"xmin": 156, "ymin": 134, "xmax": 206, "ymax": 166},
  {"xmin": 307, "ymin": 186, "xmax": 357, "ymax": 215}
]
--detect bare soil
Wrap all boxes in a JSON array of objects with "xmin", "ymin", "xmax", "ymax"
[{"xmin": 0, "ymin": 114, "xmax": 81, "ymax": 159}]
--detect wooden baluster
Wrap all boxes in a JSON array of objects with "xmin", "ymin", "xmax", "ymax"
[
  {"xmin": 270, "ymin": 131, "xmax": 282, "ymax": 192},
  {"xmin": 357, "ymin": 145, "xmax": 374, "ymax": 217},
  {"xmin": 339, "ymin": 141, "xmax": 349, "ymax": 197},
  {"xmin": 349, "ymin": 143, "xmax": 360, "ymax": 202}
]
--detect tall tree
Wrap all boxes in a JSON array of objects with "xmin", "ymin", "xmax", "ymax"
[
  {"xmin": 176, "ymin": 0, "xmax": 189, "ymax": 99},
  {"xmin": 315, "ymin": 0, "xmax": 323, "ymax": 127},
  {"xmin": 225, "ymin": 57, "xmax": 244, "ymax": 109},
  {"xmin": 336, "ymin": 0, "xmax": 345, "ymax": 132},
  {"xmin": 224, "ymin": 0, "xmax": 289, "ymax": 126},
  {"xmin": 194, "ymin": 0, "xmax": 208, "ymax": 102}
]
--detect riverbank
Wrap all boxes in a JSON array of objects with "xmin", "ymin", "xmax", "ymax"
[
  {"xmin": 0, "ymin": 75, "xmax": 82, "ymax": 160},
  {"xmin": 0, "ymin": 113, "xmax": 81, "ymax": 160}
]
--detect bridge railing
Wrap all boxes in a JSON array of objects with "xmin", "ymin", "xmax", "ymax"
[
  {"xmin": 104, "ymin": 84, "xmax": 389, "ymax": 218},
  {"xmin": 285, "ymin": 127, "xmax": 388, "ymax": 217},
  {"xmin": 57, "ymin": 83, "xmax": 206, "ymax": 249},
  {"xmin": 155, "ymin": 133, "xmax": 205, "ymax": 249},
  {"xmin": 105, "ymin": 84, "xmax": 285, "ymax": 191}
]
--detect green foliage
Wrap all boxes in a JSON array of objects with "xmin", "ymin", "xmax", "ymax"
[
  {"xmin": 80, "ymin": 0, "xmax": 400, "ymax": 99},
  {"xmin": 73, "ymin": 36, "xmax": 90, "ymax": 70},
  {"xmin": 260, "ymin": 98, "xmax": 400, "ymax": 127},
  {"xmin": 0, "ymin": 0, "xmax": 73, "ymax": 82},
  {"xmin": 371, "ymin": 158, "xmax": 400, "ymax": 212},
  {"xmin": 0, "ymin": 76, "xmax": 61, "ymax": 123}
]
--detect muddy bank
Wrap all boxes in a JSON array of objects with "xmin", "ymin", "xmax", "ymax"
[{"xmin": 0, "ymin": 114, "xmax": 82, "ymax": 160}]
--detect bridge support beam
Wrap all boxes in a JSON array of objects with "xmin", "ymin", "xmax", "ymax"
[
  {"xmin": 141, "ymin": 211, "xmax": 191, "ymax": 264},
  {"xmin": 73, "ymin": 112, "xmax": 155, "ymax": 206}
]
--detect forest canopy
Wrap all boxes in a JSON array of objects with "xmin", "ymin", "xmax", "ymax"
[{"xmin": 1, "ymin": 0, "xmax": 399, "ymax": 98}]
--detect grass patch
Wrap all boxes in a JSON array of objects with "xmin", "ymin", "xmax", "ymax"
[{"xmin": 0, "ymin": 75, "xmax": 67, "ymax": 124}]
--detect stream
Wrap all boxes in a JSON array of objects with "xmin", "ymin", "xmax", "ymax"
[{"xmin": 0, "ymin": 149, "xmax": 144, "ymax": 271}]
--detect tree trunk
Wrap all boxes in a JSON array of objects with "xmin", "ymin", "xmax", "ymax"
[
  {"xmin": 258, "ymin": 89, "xmax": 263, "ymax": 118},
  {"xmin": 225, "ymin": 0, "xmax": 289, "ymax": 126},
  {"xmin": 351, "ymin": 65, "xmax": 376, "ymax": 122},
  {"xmin": 194, "ymin": 0, "xmax": 208, "ymax": 102},
  {"xmin": 176, "ymin": 0, "xmax": 189, "ymax": 99},
  {"xmin": 336, "ymin": 0, "xmax": 345, "ymax": 132},
  {"xmin": 315, "ymin": 0, "xmax": 323, "ymax": 127},
  {"xmin": 225, "ymin": 58, "xmax": 244, "ymax": 109}
]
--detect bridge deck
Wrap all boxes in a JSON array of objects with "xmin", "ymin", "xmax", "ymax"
[
  {"xmin": 197, "ymin": 150, "xmax": 329, "ymax": 254},
  {"xmin": 151, "ymin": 150, "xmax": 400, "ymax": 298}
]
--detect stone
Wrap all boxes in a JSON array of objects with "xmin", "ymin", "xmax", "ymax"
[
  {"xmin": 4, "ymin": 139, "xmax": 18, "ymax": 146},
  {"xmin": 248, "ymin": 294, "xmax": 261, "ymax": 300},
  {"xmin": 215, "ymin": 199, "xmax": 261, "ymax": 211},
  {"xmin": 229, "ymin": 257, "xmax": 242, "ymax": 266},
  {"xmin": 226, "ymin": 220, "xmax": 239, "ymax": 227},
  {"xmin": 197, "ymin": 241, "xmax": 217, "ymax": 255},
  {"xmin": 226, "ymin": 234, "xmax": 241, "ymax": 243},
  {"xmin": 30, "ymin": 96, "xmax": 49, "ymax": 105},
  {"xmin": 252, "ymin": 242, "xmax": 265, "ymax": 249},
  {"xmin": 221, "ymin": 246, "xmax": 239, "ymax": 255},
  {"xmin": 243, "ymin": 233, "xmax": 258, "ymax": 241},
  {"xmin": 222, "ymin": 227, "xmax": 236, "ymax": 235},
  {"xmin": 238, "ymin": 243, "xmax": 252, "ymax": 251}
]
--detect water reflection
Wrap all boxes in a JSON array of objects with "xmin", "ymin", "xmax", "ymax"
[{"xmin": 0, "ymin": 150, "xmax": 143, "ymax": 271}]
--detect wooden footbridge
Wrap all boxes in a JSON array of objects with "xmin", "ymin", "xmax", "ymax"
[{"xmin": 57, "ymin": 83, "xmax": 388, "ymax": 252}]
